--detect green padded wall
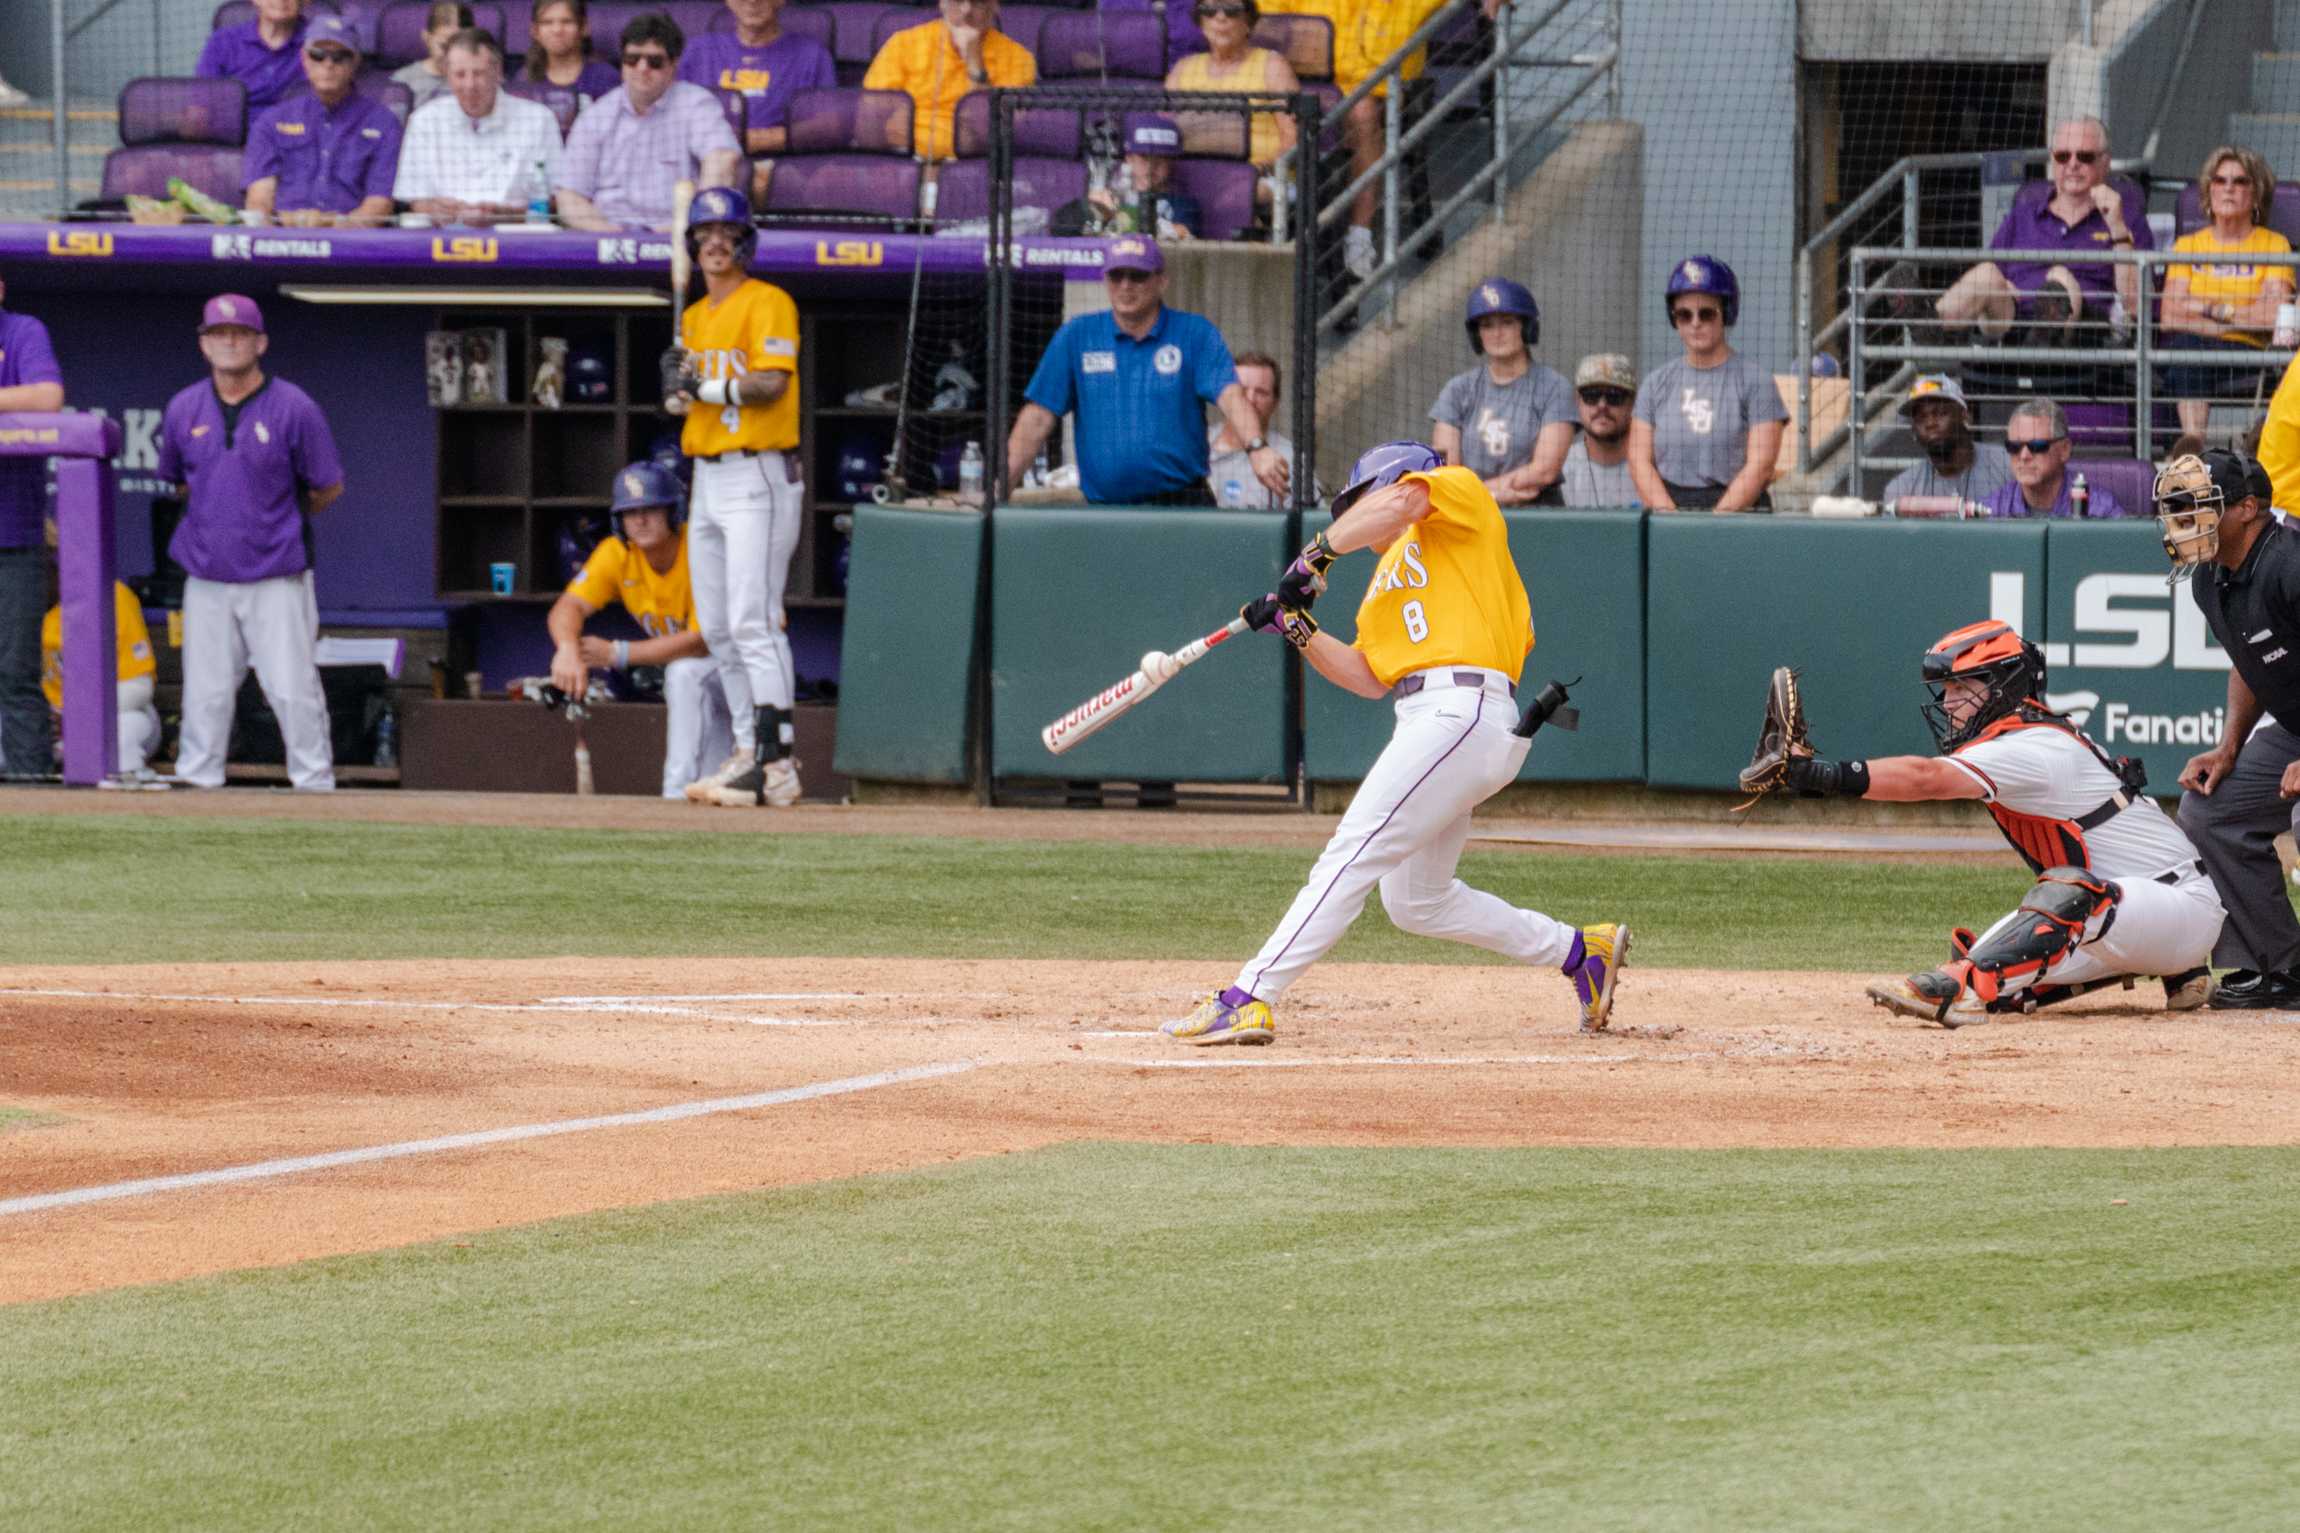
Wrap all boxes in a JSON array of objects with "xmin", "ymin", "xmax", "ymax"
[{"xmin": 832, "ymin": 505, "xmax": 984, "ymax": 785}]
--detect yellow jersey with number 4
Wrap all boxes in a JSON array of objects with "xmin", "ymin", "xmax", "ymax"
[
  {"xmin": 679, "ymin": 277, "xmax": 800, "ymax": 458},
  {"xmin": 41, "ymin": 582, "xmax": 157, "ymax": 708},
  {"xmin": 567, "ymin": 530, "xmax": 697, "ymax": 640},
  {"xmin": 1350, "ymin": 466, "xmax": 1533, "ymax": 688}
]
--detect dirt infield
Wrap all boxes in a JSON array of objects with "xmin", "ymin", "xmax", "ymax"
[{"xmin": 7, "ymin": 954, "xmax": 2298, "ymax": 1306}]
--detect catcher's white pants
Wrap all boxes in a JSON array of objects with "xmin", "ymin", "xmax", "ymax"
[
  {"xmin": 117, "ymin": 673, "xmax": 160, "ymax": 773},
  {"xmin": 659, "ymin": 653, "xmax": 734, "ymax": 799},
  {"xmin": 1236, "ymin": 669, "xmax": 1577, "ymax": 1003},
  {"xmin": 688, "ymin": 451, "xmax": 801, "ymax": 749},
  {"xmin": 1973, "ymin": 863, "xmax": 2224, "ymax": 990},
  {"xmin": 176, "ymin": 572, "xmax": 334, "ymax": 791}
]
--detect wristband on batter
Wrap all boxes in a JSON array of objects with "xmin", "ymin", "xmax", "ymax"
[
  {"xmin": 1278, "ymin": 607, "xmax": 1319, "ymax": 650},
  {"xmin": 612, "ymin": 639, "xmax": 631, "ymax": 670},
  {"xmin": 1789, "ymin": 756, "xmax": 1870, "ymax": 799},
  {"xmin": 696, "ymin": 377, "xmax": 734, "ymax": 407},
  {"xmin": 1303, "ymin": 530, "xmax": 1337, "ymax": 572}
]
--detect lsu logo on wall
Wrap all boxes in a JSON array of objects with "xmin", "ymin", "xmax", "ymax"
[
  {"xmin": 46, "ymin": 230, "xmax": 113, "ymax": 257},
  {"xmin": 815, "ymin": 240, "xmax": 882, "ymax": 267},
  {"xmin": 431, "ymin": 236, "xmax": 499, "ymax": 263}
]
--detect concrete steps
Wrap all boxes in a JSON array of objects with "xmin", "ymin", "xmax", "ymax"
[
  {"xmin": 2228, "ymin": 113, "xmax": 2300, "ymax": 182},
  {"xmin": 2281, "ymin": 0, "xmax": 2300, "ymax": 51},
  {"xmin": 2255, "ymin": 51, "xmax": 2300, "ymax": 108}
]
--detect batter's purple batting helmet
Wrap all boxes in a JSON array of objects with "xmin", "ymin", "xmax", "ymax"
[
  {"xmin": 1333, "ymin": 440, "xmax": 1441, "ymax": 516},
  {"xmin": 1664, "ymin": 254, "xmax": 1739, "ymax": 327},
  {"xmin": 685, "ymin": 185, "xmax": 756, "ymax": 267},
  {"xmin": 1464, "ymin": 276, "xmax": 1538, "ymax": 353},
  {"xmin": 610, "ymin": 459, "xmax": 685, "ymax": 536}
]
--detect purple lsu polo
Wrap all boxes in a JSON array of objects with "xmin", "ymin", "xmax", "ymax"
[
  {"xmin": 1988, "ymin": 183, "xmax": 2154, "ymax": 300},
  {"xmin": 157, "ymin": 376, "xmax": 344, "ymax": 583},
  {"xmin": 0, "ymin": 308, "xmax": 64, "ymax": 549},
  {"xmin": 194, "ymin": 16, "xmax": 312, "ymax": 112},
  {"xmin": 676, "ymin": 31, "xmax": 836, "ymax": 133},
  {"xmin": 243, "ymin": 89, "xmax": 404, "ymax": 214}
]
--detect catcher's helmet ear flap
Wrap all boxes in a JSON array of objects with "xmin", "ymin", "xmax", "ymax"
[
  {"xmin": 609, "ymin": 459, "xmax": 686, "ymax": 537},
  {"xmin": 1463, "ymin": 276, "xmax": 1539, "ymax": 354},
  {"xmin": 1920, "ymin": 619, "xmax": 2043, "ymax": 752},
  {"xmin": 685, "ymin": 185, "xmax": 757, "ymax": 267},
  {"xmin": 1333, "ymin": 440, "xmax": 1442, "ymax": 516},
  {"xmin": 1664, "ymin": 253, "xmax": 1740, "ymax": 327},
  {"xmin": 2152, "ymin": 451, "xmax": 2247, "ymax": 583}
]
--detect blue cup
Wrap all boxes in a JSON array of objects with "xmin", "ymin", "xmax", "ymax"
[{"xmin": 488, "ymin": 561, "xmax": 516, "ymax": 595}]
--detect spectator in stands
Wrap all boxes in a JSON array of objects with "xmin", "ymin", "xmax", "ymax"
[
  {"xmin": 1428, "ymin": 276, "xmax": 1573, "ymax": 506},
  {"xmin": 1055, "ymin": 114, "xmax": 1202, "ymax": 240},
  {"xmin": 196, "ymin": 0, "xmax": 311, "ymax": 113},
  {"xmin": 394, "ymin": 29, "xmax": 565, "ymax": 223},
  {"xmin": 2260, "ymin": 342, "xmax": 2300, "ymax": 514},
  {"xmin": 1005, "ymin": 236, "xmax": 1286, "ymax": 506},
  {"xmin": 41, "ymin": 582, "xmax": 161, "ymax": 781},
  {"xmin": 1629, "ymin": 255, "xmax": 1785, "ymax": 512},
  {"xmin": 1882, "ymin": 374, "xmax": 2011, "ymax": 506},
  {"xmin": 242, "ymin": 17, "xmax": 402, "ymax": 227},
  {"xmin": 1165, "ymin": 0, "xmax": 1301, "ymax": 181},
  {"xmin": 863, "ymin": 0, "xmax": 1036, "ymax": 163},
  {"xmin": 2161, "ymin": 145, "xmax": 2294, "ymax": 441},
  {"xmin": 1558, "ymin": 353, "xmax": 1636, "ymax": 508},
  {"xmin": 680, "ymin": 0, "xmax": 835, "ymax": 205},
  {"xmin": 0, "ymin": 73, "xmax": 26, "ymax": 110},
  {"xmin": 524, "ymin": 0, "xmax": 621, "ymax": 100},
  {"xmin": 392, "ymin": 3, "xmax": 473, "ymax": 112},
  {"xmin": 1978, "ymin": 398, "xmax": 2128, "ymax": 519},
  {"xmin": 0, "ymin": 273, "xmax": 63, "ymax": 781},
  {"xmin": 1207, "ymin": 350, "xmax": 1318, "ymax": 507},
  {"xmin": 1935, "ymin": 116, "xmax": 2148, "ymax": 345},
  {"xmin": 556, "ymin": 13, "xmax": 744, "ymax": 231}
]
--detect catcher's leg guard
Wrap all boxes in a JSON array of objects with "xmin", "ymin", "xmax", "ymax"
[{"xmin": 1964, "ymin": 866, "xmax": 2120, "ymax": 1008}]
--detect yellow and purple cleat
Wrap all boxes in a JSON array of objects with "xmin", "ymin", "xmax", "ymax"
[
  {"xmin": 1161, "ymin": 991, "xmax": 1276, "ymax": 1046},
  {"xmin": 1566, "ymin": 923, "xmax": 1631, "ymax": 1032}
]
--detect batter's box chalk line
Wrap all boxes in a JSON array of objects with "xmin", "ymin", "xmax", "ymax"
[{"xmin": 0, "ymin": 988, "xmax": 960, "ymax": 1028}]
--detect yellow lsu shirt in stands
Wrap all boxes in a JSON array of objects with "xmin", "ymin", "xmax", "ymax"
[
  {"xmin": 40, "ymin": 581, "xmax": 157, "ymax": 708},
  {"xmin": 680, "ymin": 277, "xmax": 801, "ymax": 458},
  {"xmin": 862, "ymin": 20, "xmax": 1037, "ymax": 160},
  {"xmin": 567, "ymin": 528, "xmax": 698, "ymax": 640},
  {"xmin": 2169, "ymin": 225, "xmax": 2295, "ymax": 342},
  {"xmin": 1350, "ymin": 466, "xmax": 1533, "ymax": 688}
]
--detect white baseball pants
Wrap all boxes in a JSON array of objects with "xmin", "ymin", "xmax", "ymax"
[
  {"xmin": 176, "ymin": 572, "xmax": 334, "ymax": 791},
  {"xmin": 117, "ymin": 673, "xmax": 160, "ymax": 773},
  {"xmin": 660, "ymin": 653, "xmax": 735, "ymax": 798},
  {"xmin": 1236, "ymin": 669, "xmax": 1577, "ymax": 1003},
  {"xmin": 688, "ymin": 451, "xmax": 802, "ymax": 748},
  {"xmin": 1972, "ymin": 865, "xmax": 2225, "ymax": 988}
]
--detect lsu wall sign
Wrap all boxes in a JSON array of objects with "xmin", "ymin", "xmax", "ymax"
[
  {"xmin": 431, "ymin": 236, "xmax": 499, "ymax": 263},
  {"xmin": 815, "ymin": 240, "xmax": 883, "ymax": 267},
  {"xmin": 46, "ymin": 230, "xmax": 113, "ymax": 257}
]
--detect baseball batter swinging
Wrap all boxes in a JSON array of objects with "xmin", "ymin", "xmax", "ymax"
[
  {"xmin": 665, "ymin": 185, "xmax": 805, "ymax": 808},
  {"xmin": 1165, "ymin": 441, "xmax": 1630, "ymax": 1045}
]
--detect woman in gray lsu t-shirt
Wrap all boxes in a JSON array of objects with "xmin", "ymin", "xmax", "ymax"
[{"xmin": 1629, "ymin": 254, "xmax": 1788, "ymax": 512}]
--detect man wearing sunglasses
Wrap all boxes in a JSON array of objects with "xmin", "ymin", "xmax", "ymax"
[
  {"xmin": 241, "ymin": 16, "xmax": 402, "ymax": 228},
  {"xmin": 1558, "ymin": 354, "xmax": 1637, "ymax": 508},
  {"xmin": 557, "ymin": 13, "xmax": 745, "ymax": 232},
  {"xmin": 1937, "ymin": 116, "xmax": 2148, "ymax": 345},
  {"xmin": 1977, "ymin": 398, "xmax": 2129, "ymax": 519}
]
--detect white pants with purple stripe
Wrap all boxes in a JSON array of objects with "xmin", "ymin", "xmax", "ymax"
[
  {"xmin": 176, "ymin": 572, "xmax": 333, "ymax": 791},
  {"xmin": 1235, "ymin": 668, "xmax": 1577, "ymax": 1004},
  {"xmin": 688, "ymin": 450, "xmax": 802, "ymax": 747}
]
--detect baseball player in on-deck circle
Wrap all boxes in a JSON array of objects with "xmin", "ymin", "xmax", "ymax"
[
  {"xmin": 1165, "ymin": 440, "xmax": 1630, "ymax": 1045},
  {"xmin": 664, "ymin": 184, "xmax": 805, "ymax": 808},
  {"xmin": 548, "ymin": 459, "xmax": 735, "ymax": 799},
  {"xmin": 1757, "ymin": 619, "xmax": 2223, "ymax": 1027}
]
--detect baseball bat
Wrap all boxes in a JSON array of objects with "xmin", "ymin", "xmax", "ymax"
[
  {"xmin": 669, "ymin": 178, "xmax": 695, "ymax": 351},
  {"xmin": 1041, "ymin": 616, "xmax": 1250, "ymax": 756}
]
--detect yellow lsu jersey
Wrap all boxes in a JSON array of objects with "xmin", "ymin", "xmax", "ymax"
[
  {"xmin": 680, "ymin": 277, "xmax": 800, "ymax": 458},
  {"xmin": 41, "ymin": 581, "xmax": 157, "ymax": 708},
  {"xmin": 567, "ymin": 529, "xmax": 698, "ymax": 640},
  {"xmin": 1351, "ymin": 466, "xmax": 1533, "ymax": 688}
]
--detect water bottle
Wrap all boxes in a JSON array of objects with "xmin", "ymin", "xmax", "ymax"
[
  {"xmin": 372, "ymin": 706, "xmax": 397, "ymax": 768},
  {"xmin": 959, "ymin": 440, "xmax": 985, "ymax": 501},
  {"xmin": 526, "ymin": 160, "xmax": 551, "ymax": 226},
  {"xmin": 2276, "ymin": 302, "xmax": 2300, "ymax": 349},
  {"xmin": 574, "ymin": 736, "xmax": 594, "ymax": 795},
  {"xmin": 1031, "ymin": 448, "xmax": 1049, "ymax": 488},
  {"xmin": 2071, "ymin": 471, "xmax": 2089, "ymax": 519}
]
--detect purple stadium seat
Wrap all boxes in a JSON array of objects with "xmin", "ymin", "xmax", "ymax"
[
  {"xmin": 584, "ymin": 2, "xmax": 651, "ymax": 57},
  {"xmin": 989, "ymin": 4, "xmax": 1061, "ymax": 58},
  {"xmin": 505, "ymin": 77, "xmax": 582, "ymax": 138},
  {"xmin": 352, "ymin": 69, "xmax": 417, "ymax": 121},
  {"xmin": 933, "ymin": 156, "xmax": 1085, "ymax": 224},
  {"xmin": 1167, "ymin": 156, "xmax": 1255, "ymax": 239},
  {"xmin": 2071, "ymin": 458, "xmax": 2158, "ymax": 518},
  {"xmin": 212, "ymin": 0, "xmax": 341, "ymax": 31},
  {"xmin": 951, "ymin": 89, "xmax": 1082, "ymax": 159},
  {"xmin": 665, "ymin": 2, "xmax": 723, "ymax": 46},
  {"xmin": 828, "ymin": 2, "xmax": 909, "ymax": 85},
  {"xmin": 760, "ymin": 154, "xmax": 921, "ymax": 222},
  {"xmin": 374, "ymin": 1, "xmax": 506, "ymax": 66},
  {"xmin": 1166, "ymin": 106, "xmax": 1249, "ymax": 160},
  {"xmin": 2174, "ymin": 180, "xmax": 2300, "ymax": 246},
  {"xmin": 101, "ymin": 143, "xmax": 245, "ymax": 204},
  {"xmin": 1038, "ymin": 12, "xmax": 1165, "ymax": 79},
  {"xmin": 1250, "ymin": 12, "xmax": 1331, "ymax": 82},
  {"xmin": 783, "ymin": 86, "xmax": 913, "ymax": 155},
  {"xmin": 118, "ymin": 77, "xmax": 248, "ymax": 146}
]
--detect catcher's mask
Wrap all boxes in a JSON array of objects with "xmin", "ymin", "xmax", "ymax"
[
  {"xmin": 1921, "ymin": 619, "xmax": 2045, "ymax": 753},
  {"xmin": 2153, "ymin": 450, "xmax": 2249, "ymax": 584}
]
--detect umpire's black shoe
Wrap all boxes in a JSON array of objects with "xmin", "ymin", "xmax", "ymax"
[{"xmin": 2206, "ymin": 969, "xmax": 2300, "ymax": 1010}]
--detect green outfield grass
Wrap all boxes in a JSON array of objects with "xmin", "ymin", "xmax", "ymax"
[
  {"xmin": 5, "ymin": 1144, "xmax": 2297, "ymax": 1531},
  {"xmin": 6, "ymin": 812, "xmax": 2056, "ymax": 971}
]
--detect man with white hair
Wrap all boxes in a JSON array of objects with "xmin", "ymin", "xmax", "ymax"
[{"xmin": 1935, "ymin": 116, "xmax": 2148, "ymax": 343}]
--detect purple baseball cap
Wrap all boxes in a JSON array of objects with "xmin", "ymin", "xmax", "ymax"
[
  {"xmin": 200, "ymin": 293, "xmax": 265, "ymax": 333},
  {"xmin": 1123, "ymin": 112, "xmax": 1183, "ymax": 157},
  {"xmin": 303, "ymin": 14, "xmax": 362, "ymax": 54},
  {"xmin": 1105, "ymin": 236, "xmax": 1164, "ymax": 275}
]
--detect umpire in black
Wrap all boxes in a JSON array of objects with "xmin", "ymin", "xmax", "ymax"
[{"xmin": 2168, "ymin": 449, "xmax": 2300, "ymax": 1007}]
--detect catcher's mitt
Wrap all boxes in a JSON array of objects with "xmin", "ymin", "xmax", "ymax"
[{"xmin": 1733, "ymin": 666, "xmax": 1812, "ymax": 811}]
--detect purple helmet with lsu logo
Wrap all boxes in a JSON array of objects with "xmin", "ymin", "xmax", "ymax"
[
  {"xmin": 685, "ymin": 185, "xmax": 756, "ymax": 268},
  {"xmin": 1664, "ymin": 253, "xmax": 1739, "ymax": 327},
  {"xmin": 1333, "ymin": 440, "xmax": 1441, "ymax": 516},
  {"xmin": 1464, "ymin": 275, "xmax": 1538, "ymax": 353},
  {"xmin": 610, "ymin": 459, "xmax": 685, "ymax": 536}
]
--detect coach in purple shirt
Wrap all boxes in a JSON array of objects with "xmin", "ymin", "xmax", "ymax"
[
  {"xmin": 1979, "ymin": 398, "xmax": 2130, "ymax": 520},
  {"xmin": 242, "ymin": 17, "xmax": 402, "ymax": 225},
  {"xmin": 1937, "ymin": 115, "xmax": 2150, "ymax": 343},
  {"xmin": 0, "ymin": 274, "xmax": 64, "ymax": 779},
  {"xmin": 557, "ymin": 12, "xmax": 744, "ymax": 231},
  {"xmin": 157, "ymin": 295, "xmax": 344, "ymax": 791},
  {"xmin": 195, "ymin": 0, "xmax": 312, "ymax": 113}
]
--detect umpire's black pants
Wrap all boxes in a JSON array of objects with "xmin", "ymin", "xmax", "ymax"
[
  {"xmin": 0, "ymin": 546, "xmax": 50, "ymax": 777},
  {"xmin": 2178, "ymin": 719, "xmax": 2300, "ymax": 972}
]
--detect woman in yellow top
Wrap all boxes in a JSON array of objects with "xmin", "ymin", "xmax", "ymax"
[
  {"xmin": 1164, "ymin": 0, "xmax": 1302, "ymax": 181},
  {"xmin": 2161, "ymin": 145, "xmax": 2293, "ymax": 440}
]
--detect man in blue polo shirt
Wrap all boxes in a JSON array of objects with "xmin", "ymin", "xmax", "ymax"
[
  {"xmin": 1005, "ymin": 237, "xmax": 1285, "ymax": 506},
  {"xmin": 242, "ymin": 17, "xmax": 402, "ymax": 226},
  {"xmin": 195, "ymin": 0, "xmax": 312, "ymax": 113},
  {"xmin": 0, "ymin": 271, "xmax": 65, "ymax": 780}
]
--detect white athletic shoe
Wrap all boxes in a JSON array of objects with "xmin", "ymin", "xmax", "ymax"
[
  {"xmin": 682, "ymin": 748, "xmax": 750, "ymax": 803},
  {"xmin": 1344, "ymin": 225, "xmax": 1376, "ymax": 283},
  {"xmin": 709, "ymin": 757, "xmax": 800, "ymax": 808}
]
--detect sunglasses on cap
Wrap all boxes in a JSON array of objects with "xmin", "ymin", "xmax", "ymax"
[
  {"xmin": 1671, "ymin": 305, "xmax": 1720, "ymax": 324},
  {"xmin": 621, "ymin": 49, "xmax": 672, "ymax": 67},
  {"xmin": 2051, "ymin": 148, "xmax": 2102, "ymax": 165},
  {"xmin": 1578, "ymin": 387, "xmax": 1632, "ymax": 407},
  {"xmin": 305, "ymin": 47, "xmax": 356, "ymax": 63},
  {"xmin": 2008, "ymin": 436, "xmax": 2065, "ymax": 456}
]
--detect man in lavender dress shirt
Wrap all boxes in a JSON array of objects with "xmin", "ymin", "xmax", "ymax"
[
  {"xmin": 1978, "ymin": 398, "xmax": 2130, "ymax": 519},
  {"xmin": 241, "ymin": 16, "xmax": 402, "ymax": 225},
  {"xmin": 194, "ymin": 0, "xmax": 313, "ymax": 113},
  {"xmin": 0, "ymin": 273, "xmax": 65, "ymax": 779},
  {"xmin": 556, "ymin": 12, "xmax": 745, "ymax": 231},
  {"xmin": 157, "ymin": 295, "xmax": 345, "ymax": 791}
]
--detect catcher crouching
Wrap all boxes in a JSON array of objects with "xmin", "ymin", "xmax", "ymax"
[{"xmin": 1738, "ymin": 624, "xmax": 2225, "ymax": 1026}]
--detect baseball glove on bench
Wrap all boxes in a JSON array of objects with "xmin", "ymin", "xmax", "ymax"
[{"xmin": 1734, "ymin": 666, "xmax": 1812, "ymax": 812}]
